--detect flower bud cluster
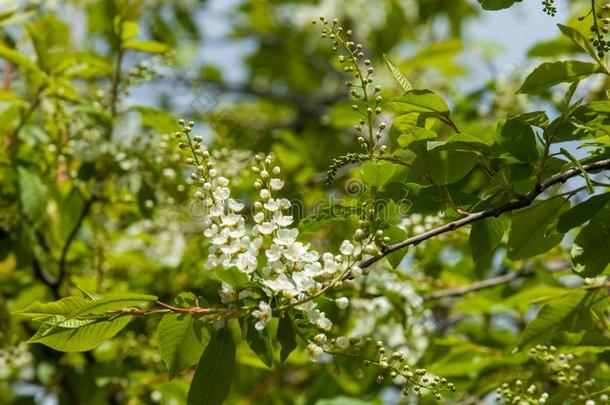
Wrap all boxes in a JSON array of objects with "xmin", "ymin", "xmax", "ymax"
[
  {"xmin": 310, "ymin": 337, "xmax": 455, "ymax": 400},
  {"xmin": 0, "ymin": 342, "xmax": 34, "ymax": 380}
]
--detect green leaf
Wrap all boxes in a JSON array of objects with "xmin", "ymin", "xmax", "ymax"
[
  {"xmin": 556, "ymin": 192, "xmax": 610, "ymax": 232},
  {"xmin": 383, "ymin": 226, "xmax": 408, "ymax": 268},
  {"xmin": 214, "ymin": 267, "xmax": 249, "ymax": 287},
  {"xmin": 389, "ymin": 89, "xmax": 449, "ymax": 117},
  {"xmin": 496, "ymin": 118, "xmax": 540, "ymax": 163},
  {"xmin": 314, "ymin": 397, "xmax": 375, "ymax": 405},
  {"xmin": 14, "ymin": 296, "xmax": 90, "ymax": 320},
  {"xmin": 241, "ymin": 318, "xmax": 274, "ymax": 368},
  {"xmin": 187, "ymin": 328, "xmax": 235, "ymax": 405},
  {"xmin": 515, "ymin": 111, "xmax": 549, "ymax": 129},
  {"xmin": 159, "ymin": 294, "xmax": 210, "ymax": 378},
  {"xmin": 360, "ymin": 161, "xmax": 395, "ymax": 188},
  {"xmin": 28, "ymin": 315, "xmax": 131, "ymax": 352},
  {"xmin": 427, "ymin": 147, "xmax": 479, "ymax": 186},
  {"xmin": 67, "ymin": 293, "xmax": 157, "ymax": 318},
  {"xmin": 559, "ymin": 148, "xmax": 594, "ymax": 194},
  {"xmin": 277, "ymin": 314, "xmax": 297, "ymax": 363},
  {"xmin": 518, "ymin": 61, "xmax": 602, "ymax": 94},
  {"xmin": 124, "ymin": 39, "xmax": 170, "ymax": 54},
  {"xmin": 0, "ymin": 43, "xmax": 43, "ymax": 75},
  {"xmin": 508, "ymin": 198, "xmax": 569, "ymax": 260},
  {"xmin": 478, "ymin": 0, "xmax": 522, "ymax": 10},
  {"xmin": 517, "ymin": 289, "xmax": 608, "ymax": 349},
  {"xmin": 469, "ymin": 216, "xmax": 509, "ymax": 261},
  {"xmin": 571, "ymin": 207, "xmax": 610, "ymax": 278},
  {"xmin": 383, "ymin": 54, "xmax": 412, "ymax": 92},
  {"xmin": 397, "ymin": 127, "xmax": 436, "ymax": 149},
  {"xmin": 17, "ymin": 166, "xmax": 48, "ymax": 225},
  {"xmin": 557, "ymin": 24, "xmax": 603, "ymax": 66}
]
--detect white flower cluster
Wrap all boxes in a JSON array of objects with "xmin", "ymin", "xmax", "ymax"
[
  {"xmin": 189, "ymin": 151, "xmax": 376, "ymax": 332},
  {"xmin": 399, "ymin": 212, "xmax": 445, "ymax": 241},
  {"xmin": 0, "ymin": 342, "xmax": 34, "ymax": 380}
]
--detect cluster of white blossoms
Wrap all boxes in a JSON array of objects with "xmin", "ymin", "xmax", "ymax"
[
  {"xmin": 0, "ymin": 342, "xmax": 34, "ymax": 380},
  {"xmin": 186, "ymin": 145, "xmax": 379, "ymax": 332}
]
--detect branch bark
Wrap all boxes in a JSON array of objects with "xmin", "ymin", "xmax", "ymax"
[{"xmin": 360, "ymin": 158, "xmax": 610, "ymax": 269}]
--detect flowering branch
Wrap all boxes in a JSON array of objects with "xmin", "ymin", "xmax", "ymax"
[{"xmin": 360, "ymin": 158, "xmax": 610, "ymax": 269}]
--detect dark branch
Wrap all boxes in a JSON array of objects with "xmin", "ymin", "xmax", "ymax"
[
  {"xmin": 424, "ymin": 272, "xmax": 531, "ymax": 301},
  {"xmin": 360, "ymin": 158, "xmax": 610, "ymax": 269},
  {"xmin": 57, "ymin": 198, "xmax": 95, "ymax": 288}
]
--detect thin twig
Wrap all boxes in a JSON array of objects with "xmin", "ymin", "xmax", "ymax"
[
  {"xmin": 424, "ymin": 272, "xmax": 531, "ymax": 301},
  {"xmin": 360, "ymin": 158, "xmax": 610, "ymax": 269}
]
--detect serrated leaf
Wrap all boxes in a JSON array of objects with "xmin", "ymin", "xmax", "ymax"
[
  {"xmin": 27, "ymin": 315, "xmax": 131, "ymax": 352},
  {"xmin": 360, "ymin": 161, "xmax": 395, "ymax": 188},
  {"xmin": 469, "ymin": 216, "xmax": 509, "ymax": 261},
  {"xmin": 508, "ymin": 198, "xmax": 569, "ymax": 260},
  {"xmin": 517, "ymin": 289, "xmax": 608, "ymax": 349},
  {"xmin": 67, "ymin": 293, "xmax": 157, "ymax": 318},
  {"xmin": 159, "ymin": 313, "xmax": 210, "ymax": 378},
  {"xmin": 557, "ymin": 24, "xmax": 603, "ymax": 65},
  {"xmin": 571, "ymin": 207, "xmax": 610, "ymax": 278},
  {"xmin": 187, "ymin": 328, "xmax": 235, "ymax": 405},
  {"xmin": 556, "ymin": 192, "xmax": 610, "ymax": 232},
  {"xmin": 298, "ymin": 204, "xmax": 359, "ymax": 234},
  {"xmin": 277, "ymin": 314, "xmax": 297, "ymax": 363},
  {"xmin": 383, "ymin": 54, "xmax": 412, "ymax": 92},
  {"xmin": 14, "ymin": 296, "xmax": 90, "ymax": 320},
  {"xmin": 518, "ymin": 61, "xmax": 602, "ymax": 94},
  {"xmin": 17, "ymin": 167, "xmax": 48, "ymax": 225}
]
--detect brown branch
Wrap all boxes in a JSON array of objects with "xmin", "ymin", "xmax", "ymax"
[
  {"xmin": 424, "ymin": 271, "xmax": 532, "ymax": 301},
  {"xmin": 360, "ymin": 158, "xmax": 610, "ymax": 269}
]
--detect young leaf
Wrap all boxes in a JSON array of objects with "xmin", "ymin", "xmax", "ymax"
[
  {"xmin": 14, "ymin": 296, "xmax": 90, "ymax": 320},
  {"xmin": 159, "ymin": 312, "xmax": 210, "ymax": 378},
  {"xmin": 469, "ymin": 216, "xmax": 509, "ymax": 261},
  {"xmin": 555, "ymin": 192, "xmax": 610, "ymax": 232},
  {"xmin": 360, "ymin": 161, "xmax": 395, "ymax": 188},
  {"xmin": 507, "ymin": 197, "xmax": 569, "ymax": 260},
  {"xmin": 571, "ymin": 207, "xmax": 610, "ymax": 278},
  {"xmin": 518, "ymin": 61, "xmax": 602, "ymax": 94},
  {"xmin": 277, "ymin": 314, "xmax": 297, "ymax": 363},
  {"xmin": 383, "ymin": 54, "xmax": 412, "ymax": 92},
  {"xmin": 187, "ymin": 327, "xmax": 235, "ymax": 405},
  {"xmin": 214, "ymin": 267, "xmax": 249, "ymax": 287}
]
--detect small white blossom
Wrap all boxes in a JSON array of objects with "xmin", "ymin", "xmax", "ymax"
[
  {"xmin": 252, "ymin": 301, "xmax": 272, "ymax": 331},
  {"xmin": 335, "ymin": 297, "xmax": 349, "ymax": 309}
]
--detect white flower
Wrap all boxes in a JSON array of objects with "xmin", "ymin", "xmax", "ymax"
[
  {"xmin": 260, "ymin": 189, "xmax": 271, "ymax": 200},
  {"xmin": 306, "ymin": 343, "xmax": 323, "ymax": 362},
  {"xmin": 219, "ymin": 283, "xmax": 237, "ymax": 303},
  {"xmin": 265, "ymin": 244, "xmax": 283, "ymax": 262},
  {"xmin": 213, "ymin": 187, "xmax": 230, "ymax": 200},
  {"xmin": 264, "ymin": 199, "xmax": 280, "ymax": 212},
  {"xmin": 339, "ymin": 240, "xmax": 354, "ymax": 256},
  {"xmin": 270, "ymin": 178, "xmax": 284, "ymax": 190},
  {"xmin": 217, "ymin": 176, "xmax": 229, "ymax": 187},
  {"xmin": 284, "ymin": 242, "xmax": 307, "ymax": 262},
  {"xmin": 336, "ymin": 336, "xmax": 349, "ymax": 348},
  {"xmin": 253, "ymin": 212, "xmax": 265, "ymax": 223},
  {"xmin": 274, "ymin": 228, "xmax": 299, "ymax": 245},
  {"xmin": 335, "ymin": 297, "xmax": 349, "ymax": 309},
  {"xmin": 252, "ymin": 301, "xmax": 272, "ymax": 331},
  {"xmin": 273, "ymin": 213, "xmax": 293, "ymax": 227},
  {"xmin": 256, "ymin": 222, "xmax": 275, "ymax": 235},
  {"xmin": 228, "ymin": 199, "xmax": 244, "ymax": 212}
]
